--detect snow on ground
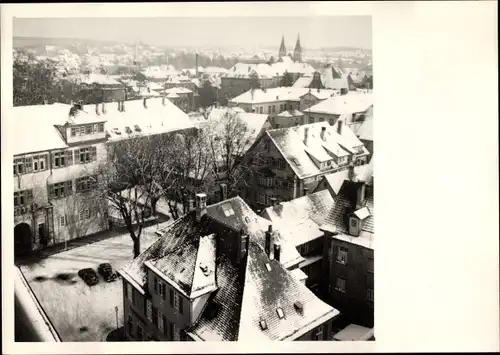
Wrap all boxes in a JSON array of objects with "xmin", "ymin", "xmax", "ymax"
[{"xmin": 19, "ymin": 220, "xmax": 173, "ymax": 342}]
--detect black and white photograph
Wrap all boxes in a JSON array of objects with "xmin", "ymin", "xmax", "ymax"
[{"xmin": 2, "ymin": 1, "xmax": 498, "ymax": 353}]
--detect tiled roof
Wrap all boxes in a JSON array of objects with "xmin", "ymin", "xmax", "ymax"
[
  {"xmin": 308, "ymin": 91, "xmax": 373, "ymax": 115},
  {"xmin": 262, "ymin": 190, "xmax": 334, "ymax": 247},
  {"xmin": 11, "ymin": 103, "xmax": 70, "ymax": 156},
  {"xmin": 323, "ymin": 180, "xmax": 374, "ymax": 249},
  {"xmin": 267, "ymin": 121, "xmax": 367, "ymax": 179},
  {"xmin": 230, "ymin": 87, "xmax": 337, "ymax": 105},
  {"xmin": 121, "ymin": 196, "xmax": 337, "ymax": 341}
]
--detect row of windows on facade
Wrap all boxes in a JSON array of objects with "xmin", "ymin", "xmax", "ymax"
[
  {"xmin": 334, "ymin": 246, "xmax": 374, "ymax": 300},
  {"xmin": 334, "ymin": 276, "xmax": 374, "ymax": 302},
  {"xmin": 70, "ymin": 123, "xmax": 105, "ymax": 137},
  {"xmin": 13, "ymin": 176, "xmax": 97, "ymax": 208},
  {"xmin": 13, "ymin": 147, "xmax": 98, "ymax": 175},
  {"xmin": 257, "ymin": 175, "xmax": 294, "ymax": 190},
  {"xmin": 125, "ymin": 276, "xmax": 185, "ymax": 340}
]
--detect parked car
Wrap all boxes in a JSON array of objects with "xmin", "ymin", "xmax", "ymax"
[
  {"xmin": 98, "ymin": 263, "xmax": 117, "ymax": 282},
  {"xmin": 78, "ymin": 268, "xmax": 99, "ymax": 286}
]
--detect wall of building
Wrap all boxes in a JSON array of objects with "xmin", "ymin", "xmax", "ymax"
[{"xmin": 326, "ymin": 237, "xmax": 374, "ymax": 327}]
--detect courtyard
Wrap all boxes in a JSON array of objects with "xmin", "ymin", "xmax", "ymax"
[{"xmin": 19, "ymin": 220, "xmax": 173, "ymax": 342}]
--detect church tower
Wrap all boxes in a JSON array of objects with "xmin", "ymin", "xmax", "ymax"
[
  {"xmin": 278, "ymin": 35, "xmax": 287, "ymax": 59},
  {"xmin": 293, "ymin": 34, "xmax": 302, "ymax": 62}
]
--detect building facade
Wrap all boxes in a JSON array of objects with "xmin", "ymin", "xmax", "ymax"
[
  {"xmin": 241, "ymin": 121, "xmax": 370, "ymax": 211},
  {"xmin": 118, "ymin": 194, "xmax": 340, "ymax": 341}
]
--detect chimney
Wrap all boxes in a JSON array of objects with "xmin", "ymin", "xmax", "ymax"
[
  {"xmin": 320, "ymin": 126, "xmax": 326, "ymax": 141},
  {"xmin": 265, "ymin": 225, "xmax": 274, "ymax": 260},
  {"xmin": 337, "ymin": 120, "xmax": 343, "ymax": 135},
  {"xmin": 143, "ymin": 98, "xmax": 148, "ymax": 109},
  {"xmin": 356, "ymin": 182, "xmax": 366, "ymax": 209},
  {"xmin": 95, "ymin": 103, "xmax": 100, "ymax": 115},
  {"xmin": 273, "ymin": 242, "xmax": 281, "ymax": 263},
  {"xmin": 219, "ymin": 183, "xmax": 228, "ymax": 201},
  {"xmin": 102, "ymin": 102, "xmax": 106, "ymax": 114},
  {"xmin": 195, "ymin": 193, "xmax": 207, "ymax": 222},
  {"xmin": 303, "ymin": 127, "xmax": 310, "ymax": 146}
]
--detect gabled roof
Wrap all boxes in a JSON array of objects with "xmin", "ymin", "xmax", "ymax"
[
  {"xmin": 120, "ymin": 196, "xmax": 337, "ymax": 341},
  {"xmin": 262, "ymin": 190, "xmax": 334, "ymax": 247},
  {"xmin": 308, "ymin": 91, "xmax": 373, "ymax": 115},
  {"xmin": 266, "ymin": 121, "xmax": 367, "ymax": 179},
  {"xmin": 230, "ymin": 87, "xmax": 337, "ymax": 105},
  {"xmin": 323, "ymin": 180, "xmax": 374, "ymax": 249}
]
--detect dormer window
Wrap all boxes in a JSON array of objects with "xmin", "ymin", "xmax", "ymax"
[
  {"xmin": 259, "ymin": 319, "xmax": 268, "ymax": 330},
  {"xmin": 221, "ymin": 203, "xmax": 235, "ymax": 217},
  {"xmin": 276, "ymin": 307, "xmax": 285, "ymax": 319}
]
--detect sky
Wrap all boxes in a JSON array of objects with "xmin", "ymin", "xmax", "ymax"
[{"xmin": 13, "ymin": 16, "xmax": 372, "ymax": 50}]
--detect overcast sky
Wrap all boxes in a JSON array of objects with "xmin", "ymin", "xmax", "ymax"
[{"xmin": 13, "ymin": 16, "xmax": 372, "ymax": 49}]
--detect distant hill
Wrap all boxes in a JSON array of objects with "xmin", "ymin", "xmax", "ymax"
[{"xmin": 13, "ymin": 36, "xmax": 128, "ymax": 49}]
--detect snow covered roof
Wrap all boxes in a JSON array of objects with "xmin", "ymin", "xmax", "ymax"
[
  {"xmin": 82, "ymin": 97, "xmax": 194, "ymax": 142},
  {"xmin": 266, "ymin": 121, "xmax": 368, "ymax": 179},
  {"xmin": 165, "ymin": 87, "xmax": 193, "ymax": 95},
  {"xmin": 277, "ymin": 109, "xmax": 304, "ymax": 117},
  {"xmin": 357, "ymin": 115, "xmax": 373, "ymax": 141},
  {"xmin": 323, "ymin": 180, "xmax": 374, "ymax": 249},
  {"xmin": 334, "ymin": 324, "xmax": 374, "ymax": 341},
  {"xmin": 73, "ymin": 73, "xmax": 123, "ymax": 86},
  {"xmin": 166, "ymin": 92, "xmax": 181, "ymax": 99},
  {"xmin": 322, "ymin": 169, "xmax": 351, "ymax": 196},
  {"xmin": 147, "ymin": 82, "xmax": 165, "ymax": 91},
  {"xmin": 262, "ymin": 190, "xmax": 334, "ymax": 247},
  {"xmin": 11, "ymin": 103, "xmax": 71, "ymax": 156},
  {"xmin": 141, "ymin": 65, "xmax": 177, "ymax": 79},
  {"xmin": 225, "ymin": 61, "xmax": 315, "ymax": 79},
  {"xmin": 119, "ymin": 196, "xmax": 338, "ymax": 341},
  {"xmin": 230, "ymin": 87, "xmax": 337, "ymax": 105},
  {"xmin": 308, "ymin": 91, "xmax": 373, "ymax": 115}
]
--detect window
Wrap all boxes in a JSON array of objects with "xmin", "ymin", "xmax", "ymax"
[
  {"xmin": 86, "ymin": 125, "xmax": 93, "ymax": 134},
  {"xmin": 257, "ymin": 193, "xmax": 266, "ymax": 204},
  {"xmin": 173, "ymin": 324, "xmax": 180, "ymax": 341},
  {"xmin": 275, "ymin": 179, "xmax": 285, "ymax": 189},
  {"xmin": 368, "ymin": 258, "xmax": 374, "ymax": 273},
  {"xmin": 14, "ymin": 189, "xmax": 33, "ymax": 208},
  {"xmin": 268, "ymin": 106, "xmax": 271, "ymax": 113},
  {"xmin": 76, "ymin": 175, "xmax": 97, "ymax": 192},
  {"xmin": 154, "ymin": 277, "xmax": 158, "ymax": 294},
  {"xmin": 272, "ymin": 105, "xmax": 276, "ymax": 113},
  {"xmin": 13, "ymin": 157, "xmax": 31, "ymax": 175},
  {"xmin": 350, "ymin": 218, "xmax": 357, "ymax": 228},
  {"xmin": 277, "ymin": 158, "xmax": 287, "ymax": 170},
  {"xmin": 178, "ymin": 296, "xmax": 183, "ymax": 315},
  {"xmin": 136, "ymin": 324, "xmax": 143, "ymax": 340},
  {"xmin": 174, "ymin": 293, "xmax": 179, "ymax": 311},
  {"xmin": 313, "ymin": 325, "xmax": 324, "ymax": 340},
  {"xmin": 71, "ymin": 127, "xmax": 77, "ymax": 137},
  {"xmin": 60, "ymin": 216, "xmax": 66, "ymax": 226},
  {"xmin": 221, "ymin": 203, "xmax": 235, "ymax": 217},
  {"xmin": 98, "ymin": 123, "xmax": 105, "ymax": 132},
  {"xmin": 49, "ymin": 180, "xmax": 72, "ymax": 199},
  {"xmin": 259, "ymin": 107, "xmax": 263, "ymax": 114},
  {"xmin": 159, "ymin": 282, "xmax": 166, "ymax": 300},
  {"xmin": 127, "ymin": 284, "xmax": 133, "ymax": 302},
  {"xmin": 308, "ymin": 117, "xmax": 315, "ymax": 124},
  {"xmin": 152, "ymin": 306, "xmax": 158, "ymax": 326},
  {"xmin": 266, "ymin": 177, "xmax": 273, "ymax": 187},
  {"xmin": 266, "ymin": 195, "xmax": 276, "ymax": 205},
  {"xmin": 146, "ymin": 299, "xmax": 153, "ymax": 322},
  {"xmin": 335, "ymin": 277, "xmax": 346, "ymax": 292},
  {"xmin": 169, "ymin": 288, "xmax": 174, "ymax": 307},
  {"xmin": 367, "ymin": 288, "xmax": 374, "ymax": 302},
  {"xmin": 127, "ymin": 315, "xmax": 133, "ymax": 336},
  {"xmin": 319, "ymin": 117, "xmax": 325, "ymax": 122},
  {"xmin": 276, "ymin": 308, "xmax": 285, "ymax": 319},
  {"xmin": 336, "ymin": 246, "xmax": 348, "ymax": 265},
  {"xmin": 32, "ymin": 154, "xmax": 47, "ymax": 172},
  {"xmin": 79, "ymin": 146, "xmax": 96, "ymax": 164},
  {"xmin": 79, "ymin": 208, "xmax": 90, "ymax": 221},
  {"xmin": 329, "ymin": 119, "xmax": 334, "ymax": 125},
  {"xmin": 158, "ymin": 311, "xmax": 164, "ymax": 331}
]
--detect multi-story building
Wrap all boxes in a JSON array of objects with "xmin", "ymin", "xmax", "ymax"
[
  {"xmin": 320, "ymin": 166, "xmax": 374, "ymax": 328},
  {"xmin": 241, "ymin": 121, "xmax": 370, "ymax": 210},
  {"xmin": 293, "ymin": 67, "xmax": 349, "ymax": 94},
  {"xmin": 261, "ymin": 190, "xmax": 334, "ymax": 294},
  {"xmin": 228, "ymin": 87, "xmax": 339, "ymax": 128},
  {"xmin": 13, "ymin": 97, "xmax": 195, "ymax": 255},
  {"xmin": 165, "ymin": 87, "xmax": 195, "ymax": 113},
  {"xmin": 118, "ymin": 192, "xmax": 340, "ymax": 341},
  {"xmin": 303, "ymin": 91, "xmax": 373, "ymax": 133},
  {"xmin": 13, "ymin": 103, "xmax": 108, "ymax": 255}
]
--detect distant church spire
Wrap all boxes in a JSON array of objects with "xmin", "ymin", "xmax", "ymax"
[
  {"xmin": 278, "ymin": 35, "xmax": 287, "ymax": 58},
  {"xmin": 293, "ymin": 33, "xmax": 302, "ymax": 62}
]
